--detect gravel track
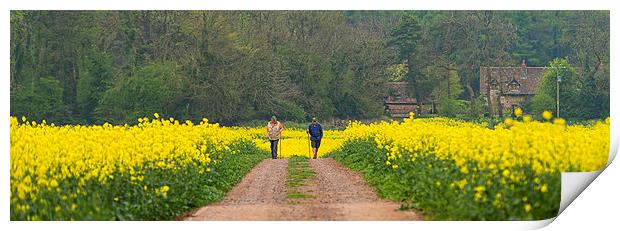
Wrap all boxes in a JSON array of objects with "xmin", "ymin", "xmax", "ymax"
[{"xmin": 184, "ymin": 158, "xmax": 422, "ymax": 221}]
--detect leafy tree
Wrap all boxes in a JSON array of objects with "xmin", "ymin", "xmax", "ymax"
[
  {"xmin": 96, "ymin": 62, "xmax": 188, "ymax": 123},
  {"xmin": 11, "ymin": 76, "xmax": 65, "ymax": 121},
  {"xmin": 9, "ymin": 11, "xmax": 609, "ymax": 123},
  {"xmin": 76, "ymin": 52, "xmax": 114, "ymax": 122},
  {"xmin": 388, "ymin": 14, "xmax": 423, "ymax": 114},
  {"xmin": 530, "ymin": 58, "xmax": 581, "ymax": 118},
  {"xmin": 453, "ymin": 11, "xmax": 516, "ymax": 118},
  {"xmin": 563, "ymin": 11, "xmax": 610, "ymax": 119}
]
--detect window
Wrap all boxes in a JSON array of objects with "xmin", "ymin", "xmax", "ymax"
[
  {"xmin": 508, "ymin": 79, "xmax": 520, "ymax": 92},
  {"xmin": 490, "ymin": 78, "xmax": 498, "ymax": 90}
]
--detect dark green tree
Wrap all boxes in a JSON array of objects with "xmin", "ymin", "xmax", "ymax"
[{"xmin": 388, "ymin": 14, "xmax": 423, "ymax": 114}]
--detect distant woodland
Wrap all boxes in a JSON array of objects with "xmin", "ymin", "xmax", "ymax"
[{"xmin": 10, "ymin": 11, "xmax": 609, "ymax": 124}]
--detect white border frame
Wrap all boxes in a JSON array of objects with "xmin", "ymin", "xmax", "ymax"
[{"xmin": 2, "ymin": 1, "xmax": 617, "ymax": 230}]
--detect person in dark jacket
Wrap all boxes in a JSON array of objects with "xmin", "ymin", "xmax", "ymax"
[{"xmin": 306, "ymin": 117, "xmax": 323, "ymax": 159}]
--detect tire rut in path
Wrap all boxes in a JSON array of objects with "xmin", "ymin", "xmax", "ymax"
[
  {"xmin": 184, "ymin": 158, "xmax": 422, "ymax": 221},
  {"xmin": 184, "ymin": 158, "xmax": 288, "ymax": 220}
]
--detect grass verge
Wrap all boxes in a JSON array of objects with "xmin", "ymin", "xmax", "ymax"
[{"xmin": 286, "ymin": 157, "xmax": 316, "ymax": 200}]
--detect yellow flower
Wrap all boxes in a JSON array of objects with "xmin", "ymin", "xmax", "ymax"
[
  {"xmin": 474, "ymin": 192, "xmax": 483, "ymax": 201},
  {"xmin": 553, "ymin": 118, "xmax": 566, "ymax": 126},
  {"xmin": 524, "ymin": 203, "xmax": 532, "ymax": 213},
  {"xmin": 502, "ymin": 169, "xmax": 510, "ymax": 178},
  {"xmin": 540, "ymin": 184, "xmax": 548, "ymax": 193},
  {"xmin": 504, "ymin": 118, "xmax": 514, "ymax": 126},
  {"xmin": 542, "ymin": 111, "xmax": 553, "ymax": 121},
  {"xmin": 49, "ymin": 179, "xmax": 59, "ymax": 188},
  {"xmin": 161, "ymin": 185, "xmax": 170, "ymax": 193},
  {"xmin": 514, "ymin": 107, "xmax": 523, "ymax": 117},
  {"xmin": 154, "ymin": 113, "xmax": 160, "ymax": 119},
  {"xmin": 523, "ymin": 115, "xmax": 532, "ymax": 123},
  {"xmin": 455, "ymin": 179, "xmax": 468, "ymax": 189}
]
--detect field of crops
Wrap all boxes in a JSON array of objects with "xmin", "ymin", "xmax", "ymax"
[
  {"xmin": 10, "ymin": 111, "xmax": 610, "ymax": 220},
  {"xmin": 331, "ymin": 112, "xmax": 610, "ymax": 220},
  {"xmin": 248, "ymin": 128, "xmax": 344, "ymax": 158},
  {"xmin": 10, "ymin": 114, "xmax": 269, "ymax": 220}
]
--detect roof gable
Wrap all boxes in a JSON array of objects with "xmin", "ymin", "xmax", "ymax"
[{"xmin": 480, "ymin": 67, "xmax": 547, "ymax": 95}]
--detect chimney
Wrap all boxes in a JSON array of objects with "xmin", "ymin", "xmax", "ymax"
[{"xmin": 520, "ymin": 59, "xmax": 528, "ymax": 78}]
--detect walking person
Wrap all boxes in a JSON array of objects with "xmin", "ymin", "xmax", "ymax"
[
  {"xmin": 306, "ymin": 117, "xmax": 323, "ymax": 159},
  {"xmin": 266, "ymin": 116, "xmax": 284, "ymax": 159}
]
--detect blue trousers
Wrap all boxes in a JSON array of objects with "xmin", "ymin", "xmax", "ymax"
[{"xmin": 270, "ymin": 139, "xmax": 279, "ymax": 159}]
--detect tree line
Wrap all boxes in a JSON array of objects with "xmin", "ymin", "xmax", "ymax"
[{"xmin": 10, "ymin": 11, "xmax": 609, "ymax": 124}]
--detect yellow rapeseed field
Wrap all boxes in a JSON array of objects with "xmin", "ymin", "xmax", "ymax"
[
  {"xmin": 333, "ymin": 111, "xmax": 610, "ymax": 220},
  {"xmin": 343, "ymin": 112, "xmax": 610, "ymax": 174},
  {"xmin": 10, "ymin": 114, "xmax": 256, "ymax": 220},
  {"xmin": 10, "ymin": 110, "xmax": 610, "ymax": 220},
  {"xmin": 247, "ymin": 128, "xmax": 344, "ymax": 158}
]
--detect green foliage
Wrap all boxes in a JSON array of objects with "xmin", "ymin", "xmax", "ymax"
[
  {"xmin": 431, "ymin": 66, "xmax": 465, "ymax": 117},
  {"xmin": 437, "ymin": 99, "xmax": 469, "ymax": 117},
  {"xmin": 429, "ymin": 68, "xmax": 463, "ymax": 100},
  {"xmin": 272, "ymin": 100, "xmax": 308, "ymax": 122},
  {"xmin": 9, "ymin": 11, "xmax": 609, "ymax": 123},
  {"xmin": 329, "ymin": 139, "xmax": 560, "ymax": 220},
  {"xmin": 386, "ymin": 63, "xmax": 407, "ymax": 81},
  {"xmin": 96, "ymin": 62, "xmax": 188, "ymax": 124},
  {"xmin": 388, "ymin": 14, "xmax": 422, "ymax": 61},
  {"xmin": 529, "ymin": 94, "xmax": 555, "ymax": 118},
  {"xmin": 10, "ymin": 141, "xmax": 269, "ymax": 220},
  {"xmin": 503, "ymin": 11, "xmax": 565, "ymax": 66},
  {"xmin": 10, "ymin": 11, "xmax": 390, "ymax": 125},
  {"xmin": 77, "ymin": 52, "xmax": 114, "ymax": 122},
  {"xmin": 529, "ymin": 58, "xmax": 581, "ymax": 118},
  {"xmin": 11, "ymin": 76, "xmax": 65, "ymax": 121},
  {"xmin": 470, "ymin": 96, "xmax": 488, "ymax": 119},
  {"xmin": 579, "ymin": 61, "xmax": 610, "ymax": 119}
]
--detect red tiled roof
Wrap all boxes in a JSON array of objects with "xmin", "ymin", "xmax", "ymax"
[
  {"xmin": 386, "ymin": 82, "xmax": 409, "ymax": 96},
  {"xmin": 386, "ymin": 98, "xmax": 428, "ymax": 104},
  {"xmin": 480, "ymin": 67, "xmax": 547, "ymax": 95}
]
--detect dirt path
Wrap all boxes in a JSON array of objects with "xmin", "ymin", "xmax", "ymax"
[{"xmin": 184, "ymin": 158, "xmax": 422, "ymax": 221}]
